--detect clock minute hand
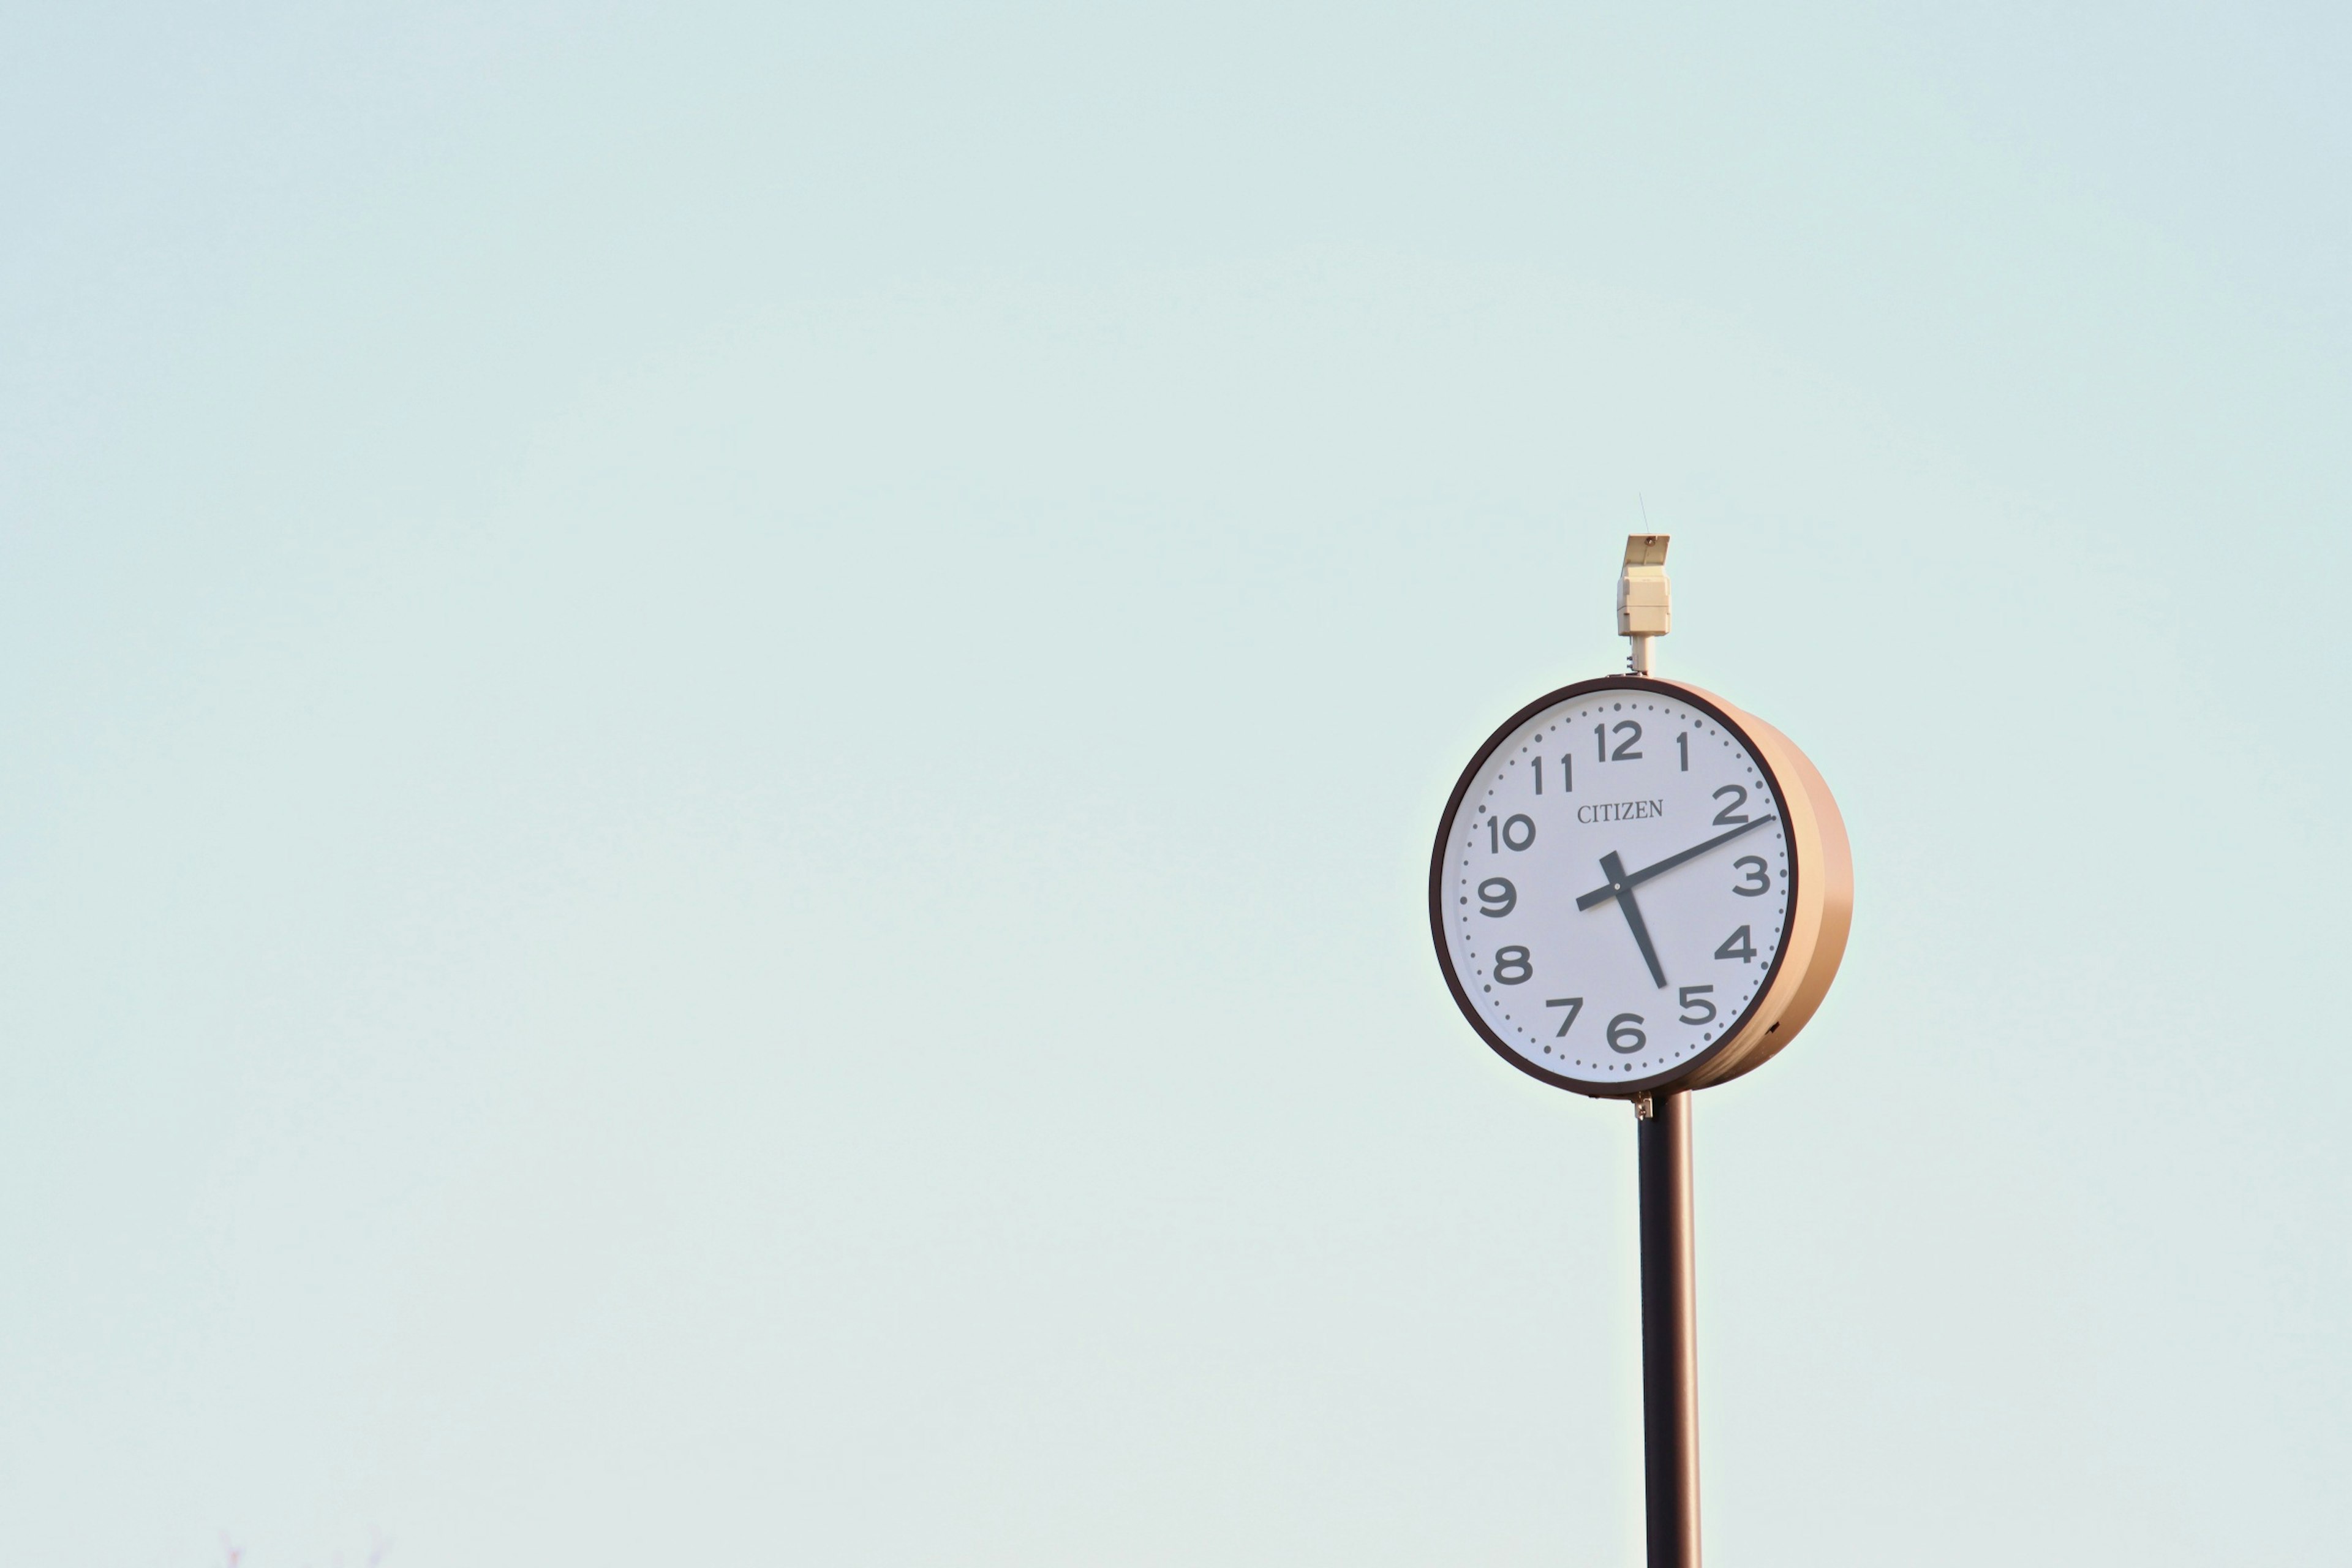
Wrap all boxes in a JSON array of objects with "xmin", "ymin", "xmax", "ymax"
[{"xmin": 1574, "ymin": 813, "xmax": 1779, "ymax": 912}]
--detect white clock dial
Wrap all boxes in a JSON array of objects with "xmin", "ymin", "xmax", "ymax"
[{"xmin": 1431, "ymin": 682, "xmax": 1795, "ymax": 1093}]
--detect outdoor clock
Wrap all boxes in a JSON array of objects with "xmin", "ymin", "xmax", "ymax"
[
  {"xmin": 1428, "ymin": 545, "xmax": 1852, "ymax": 1098},
  {"xmin": 1431, "ymin": 535, "xmax": 1855, "ymax": 1568}
]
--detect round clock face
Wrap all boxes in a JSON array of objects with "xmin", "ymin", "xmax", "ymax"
[{"xmin": 1430, "ymin": 680, "xmax": 1796, "ymax": 1095}]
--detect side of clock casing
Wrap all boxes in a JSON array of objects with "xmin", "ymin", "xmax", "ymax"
[
  {"xmin": 1428, "ymin": 675, "xmax": 1852, "ymax": 1096},
  {"xmin": 1665, "ymin": 682, "xmax": 1852, "ymax": 1088}
]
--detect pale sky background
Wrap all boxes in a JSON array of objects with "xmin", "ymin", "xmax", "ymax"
[{"xmin": 4, "ymin": 4, "xmax": 2349, "ymax": 1565}]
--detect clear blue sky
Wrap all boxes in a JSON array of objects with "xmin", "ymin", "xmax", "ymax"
[{"xmin": 4, "ymin": 4, "xmax": 2347, "ymax": 1564}]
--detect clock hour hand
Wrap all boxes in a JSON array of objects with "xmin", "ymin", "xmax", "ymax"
[
  {"xmin": 1574, "ymin": 813, "xmax": 1779, "ymax": 912},
  {"xmin": 1596, "ymin": 850, "xmax": 1669, "ymax": 989}
]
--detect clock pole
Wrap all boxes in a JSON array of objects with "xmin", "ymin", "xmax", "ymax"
[
  {"xmin": 1619, "ymin": 534, "xmax": 1699, "ymax": 1568},
  {"xmin": 1634, "ymin": 1089, "xmax": 1699, "ymax": 1567}
]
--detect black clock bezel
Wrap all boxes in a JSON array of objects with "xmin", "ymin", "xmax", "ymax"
[{"xmin": 1427, "ymin": 674, "xmax": 1800, "ymax": 1099}]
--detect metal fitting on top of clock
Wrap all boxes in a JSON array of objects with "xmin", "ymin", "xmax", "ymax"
[{"xmin": 1619, "ymin": 534, "xmax": 1670, "ymax": 676}]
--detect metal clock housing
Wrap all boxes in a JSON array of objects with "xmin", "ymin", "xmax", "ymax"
[{"xmin": 1428, "ymin": 676, "xmax": 1851, "ymax": 1097}]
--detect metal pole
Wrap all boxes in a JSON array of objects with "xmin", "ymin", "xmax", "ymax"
[
  {"xmin": 1623, "ymin": 530, "xmax": 1692, "ymax": 1561},
  {"xmin": 1637, "ymin": 1090, "xmax": 1700, "ymax": 1568}
]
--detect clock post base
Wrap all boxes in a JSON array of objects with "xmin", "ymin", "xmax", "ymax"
[{"xmin": 1637, "ymin": 1090, "xmax": 1700, "ymax": 1568}]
